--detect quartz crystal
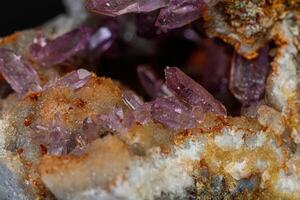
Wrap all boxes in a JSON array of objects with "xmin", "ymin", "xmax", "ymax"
[
  {"xmin": 156, "ymin": 0, "xmax": 205, "ymax": 29},
  {"xmin": 86, "ymin": 0, "xmax": 211, "ymax": 29},
  {"xmin": 3, "ymin": 0, "xmax": 300, "ymax": 199},
  {"xmin": 0, "ymin": 48, "xmax": 41, "ymax": 95},
  {"xmin": 96, "ymin": 106, "xmax": 125, "ymax": 133},
  {"xmin": 32, "ymin": 114, "xmax": 70, "ymax": 155},
  {"xmin": 151, "ymin": 96, "xmax": 197, "ymax": 130},
  {"xmin": 31, "ymin": 27, "xmax": 93, "ymax": 67},
  {"xmin": 49, "ymin": 69, "xmax": 92, "ymax": 90},
  {"xmin": 165, "ymin": 67, "xmax": 227, "ymax": 115},
  {"xmin": 122, "ymin": 90, "xmax": 144, "ymax": 110},
  {"xmin": 229, "ymin": 47, "xmax": 270, "ymax": 105},
  {"xmin": 137, "ymin": 65, "xmax": 166, "ymax": 98},
  {"xmin": 88, "ymin": 26, "xmax": 116, "ymax": 53},
  {"xmin": 86, "ymin": 0, "xmax": 169, "ymax": 16}
]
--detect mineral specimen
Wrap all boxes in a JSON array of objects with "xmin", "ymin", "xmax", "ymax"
[
  {"xmin": 0, "ymin": 0, "xmax": 300, "ymax": 200},
  {"xmin": 229, "ymin": 46, "xmax": 270, "ymax": 105},
  {"xmin": 86, "ymin": 0, "xmax": 169, "ymax": 16},
  {"xmin": 165, "ymin": 67, "xmax": 227, "ymax": 115},
  {"xmin": 155, "ymin": 0, "xmax": 205, "ymax": 29},
  {"xmin": 30, "ymin": 27, "xmax": 93, "ymax": 67},
  {"xmin": 49, "ymin": 68, "xmax": 92, "ymax": 90},
  {"xmin": 137, "ymin": 65, "xmax": 166, "ymax": 98},
  {"xmin": 0, "ymin": 48, "xmax": 41, "ymax": 95}
]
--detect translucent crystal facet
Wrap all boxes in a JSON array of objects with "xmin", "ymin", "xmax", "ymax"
[
  {"xmin": 53, "ymin": 69, "xmax": 92, "ymax": 90},
  {"xmin": 32, "ymin": 114, "xmax": 70, "ymax": 155},
  {"xmin": 122, "ymin": 90, "xmax": 144, "ymax": 110},
  {"xmin": 165, "ymin": 67, "xmax": 227, "ymax": 115},
  {"xmin": 137, "ymin": 65, "xmax": 166, "ymax": 98},
  {"xmin": 31, "ymin": 27, "xmax": 93, "ymax": 67},
  {"xmin": 0, "ymin": 48, "xmax": 41, "ymax": 95},
  {"xmin": 86, "ymin": 0, "xmax": 169, "ymax": 16},
  {"xmin": 156, "ymin": 0, "xmax": 205, "ymax": 29},
  {"xmin": 229, "ymin": 47, "xmax": 270, "ymax": 105},
  {"xmin": 151, "ymin": 96, "xmax": 196, "ymax": 130}
]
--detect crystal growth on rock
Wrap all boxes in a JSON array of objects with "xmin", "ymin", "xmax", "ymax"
[
  {"xmin": 0, "ymin": 48, "xmax": 41, "ymax": 95},
  {"xmin": 31, "ymin": 27, "xmax": 93, "ymax": 67},
  {"xmin": 229, "ymin": 46, "xmax": 270, "ymax": 105},
  {"xmin": 151, "ymin": 96, "xmax": 197, "ymax": 130},
  {"xmin": 122, "ymin": 90, "xmax": 144, "ymax": 110},
  {"xmin": 51, "ymin": 69, "xmax": 92, "ymax": 90},
  {"xmin": 86, "ymin": 0, "xmax": 169, "ymax": 16},
  {"xmin": 156, "ymin": 0, "xmax": 205, "ymax": 29},
  {"xmin": 96, "ymin": 106, "xmax": 125, "ymax": 133},
  {"xmin": 32, "ymin": 113, "xmax": 70, "ymax": 155},
  {"xmin": 165, "ymin": 67, "xmax": 227, "ymax": 115}
]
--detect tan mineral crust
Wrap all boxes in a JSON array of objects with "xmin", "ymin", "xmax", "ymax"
[{"xmin": 0, "ymin": 0, "xmax": 300, "ymax": 200}]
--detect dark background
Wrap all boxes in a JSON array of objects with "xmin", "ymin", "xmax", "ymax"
[{"xmin": 0, "ymin": 0, "xmax": 65, "ymax": 37}]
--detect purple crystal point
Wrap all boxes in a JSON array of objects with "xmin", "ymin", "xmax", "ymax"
[
  {"xmin": 32, "ymin": 113, "xmax": 70, "ymax": 155},
  {"xmin": 30, "ymin": 32, "xmax": 48, "ymax": 58},
  {"xmin": 96, "ymin": 106, "xmax": 125, "ymax": 133},
  {"xmin": 70, "ymin": 117, "xmax": 100, "ymax": 155},
  {"xmin": 89, "ymin": 26, "xmax": 115, "ymax": 53},
  {"xmin": 0, "ymin": 48, "xmax": 41, "ymax": 95},
  {"xmin": 86, "ymin": 0, "xmax": 169, "ymax": 16},
  {"xmin": 156, "ymin": 0, "xmax": 205, "ymax": 29},
  {"xmin": 137, "ymin": 65, "xmax": 170, "ymax": 98},
  {"xmin": 165, "ymin": 67, "xmax": 227, "ymax": 115},
  {"xmin": 31, "ymin": 27, "xmax": 93, "ymax": 67},
  {"xmin": 53, "ymin": 69, "xmax": 92, "ymax": 90},
  {"xmin": 151, "ymin": 97, "xmax": 196, "ymax": 130},
  {"xmin": 122, "ymin": 90, "xmax": 144, "ymax": 110},
  {"xmin": 229, "ymin": 47, "xmax": 270, "ymax": 105}
]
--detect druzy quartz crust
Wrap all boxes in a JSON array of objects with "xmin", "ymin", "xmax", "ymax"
[{"xmin": 0, "ymin": 0, "xmax": 300, "ymax": 199}]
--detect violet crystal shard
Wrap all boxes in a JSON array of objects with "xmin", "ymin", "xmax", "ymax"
[
  {"xmin": 32, "ymin": 113, "xmax": 70, "ymax": 155},
  {"xmin": 165, "ymin": 67, "xmax": 227, "ymax": 116},
  {"xmin": 229, "ymin": 47, "xmax": 270, "ymax": 105},
  {"xmin": 0, "ymin": 48, "xmax": 41, "ymax": 95},
  {"xmin": 86, "ymin": 0, "xmax": 169, "ymax": 16},
  {"xmin": 88, "ymin": 26, "xmax": 115, "ymax": 53},
  {"xmin": 51, "ymin": 69, "xmax": 92, "ymax": 90},
  {"xmin": 122, "ymin": 90, "xmax": 144, "ymax": 110},
  {"xmin": 30, "ymin": 27, "xmax": 93, "ymax": 67},
  {"xmin": 156, "ymin": 0, "xmax": 205, "ymax": 29},
  {"xmin": 151, "ymin": 96, "xmax": 197, "ymax": 130},
  {"xmin": 137, "ymin": 65, "xmax": 166, "ymax": 98}
]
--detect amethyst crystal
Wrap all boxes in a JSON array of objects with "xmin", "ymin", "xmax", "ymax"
[
  {"xmin": 49, "ymin": 69, "xmax": 92, "ymax": 90},
  {"xmin": 122, "ymin": 90, "xmax": 144, "ymax": 110},
  {"xmin": 229, "ymin": 47, "xmax": 270, "ymax": 105},
  {"xmin": 70, "ymin": 117, "xmax": 100, "ymax": 155},
  {"xmin": 0, "ymin": 48, "xmax": 41, "ymax": 95},
  {"xmin": 165, "ymin": 67, "xmax": 227, "ymax": 115},
  {"xmin": 96, "ymin": 106, "xmax": 125, "ymax": 133},
  {"xmin": 137, "ymin": 65, "xmax": 167, "ymax": 98},
  {"xmin": 86, "ymin": 0, "xmax": 169, "ymax": 16},
  {"xmin": 151, "ymin": 97, "xmax": 197, "ymax": 130},
  {"xmin": 31, "ymin": 27, "xmax": 93, "ymax": 67},
  {"xmin": 126, "ymin": 103, "xmax": 152, "ymax": 126},
  {"xmin": 88, "ymin": 26, "xmax": 115, "ymax": 52},
  {"xmin": 32, "ymin": 114, "xmax": 70, "ymax": 155},
  {"xmin": 156, "ymin": 0, "xmax": 205, "ymax": 29}
]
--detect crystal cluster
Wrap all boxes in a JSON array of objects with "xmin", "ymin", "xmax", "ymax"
[
  {"xmin": 0, "ymin": 48, "xmax": 41, "ymax": 95},
  {"xmin": 86, "ymin": 0, "xmax": 212, "ymax": 29},
  {"xmin": 0, "ymin": 0, "xmax": 299, "ymax": 200}
]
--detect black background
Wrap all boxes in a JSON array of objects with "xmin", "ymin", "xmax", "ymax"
[{"xmin": 0, "ymin": 0, "xmax": 65, "ymax": 37}]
